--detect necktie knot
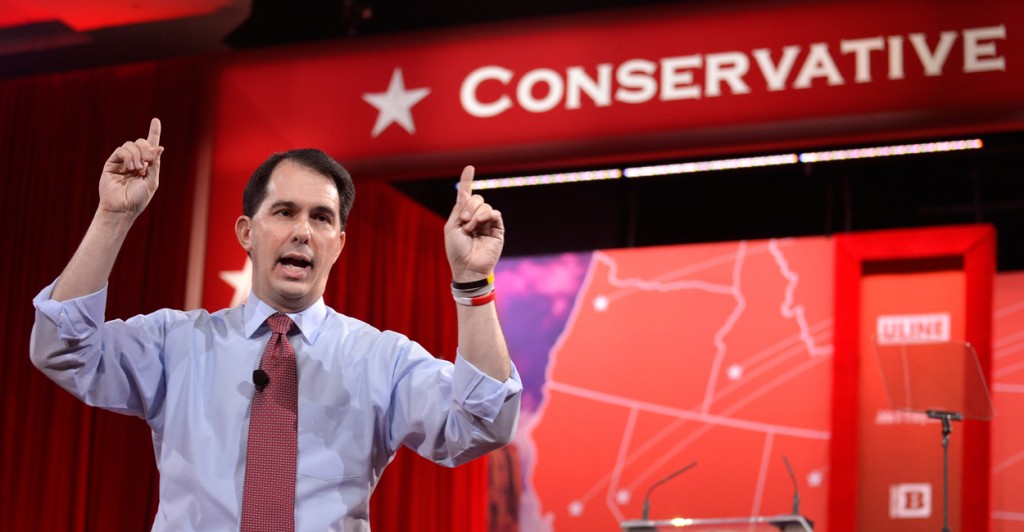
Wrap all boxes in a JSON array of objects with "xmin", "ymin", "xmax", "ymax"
[{"xmin": 267, "ymin": 313, "xmax": 295, "ymax": 336}]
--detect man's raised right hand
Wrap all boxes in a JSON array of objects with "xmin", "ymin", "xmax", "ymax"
[{"xmin": 99, "ymin": 118, "xmax": 164, "ymax": 217}]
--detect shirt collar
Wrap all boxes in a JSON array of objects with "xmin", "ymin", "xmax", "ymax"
[{"xmin": 242, "ymin": 293, "xmax": 328, "ymax": 345}]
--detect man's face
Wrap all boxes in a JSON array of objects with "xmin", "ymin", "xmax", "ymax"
[{"xmin": 236, "ymin": 160, "xmax": 345, "ymax": 313}]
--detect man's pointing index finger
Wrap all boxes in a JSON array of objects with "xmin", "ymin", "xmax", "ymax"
[
  {"xmin": 147, "ymin": 118, "xmax": 162, "ymax": 147},
  {"xmin": 459, "ymin": 165, "xmax": 475, "ymax": 197}
]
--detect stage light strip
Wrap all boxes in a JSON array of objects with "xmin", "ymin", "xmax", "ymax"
[
  {"xmin": 798, "ymin": 139, "xmax": 983, "ymax": 163},
  {"xmin": 623, "ymin": 154, "xmax": 799, "ymax": 178},
  {"xmin": 460, "ymin": 139, "xmax": 982, "ymax": 189},
  {"xmin": 466, "ymin": 168, "xmax": 622, "ymax": 190}
]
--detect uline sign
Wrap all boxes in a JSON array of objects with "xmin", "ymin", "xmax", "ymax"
[{"xmin": 876, "ymin": 312, "xmax": 952, "ymax": 345}]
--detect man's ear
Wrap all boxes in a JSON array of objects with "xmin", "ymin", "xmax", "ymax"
[
  {"xmin": 334, "ymin": 231, "xmax": 346, "ymax": 262},
  {"xmin": 235, "ymin": 216, "xmax": 253, "ymax": 252}
]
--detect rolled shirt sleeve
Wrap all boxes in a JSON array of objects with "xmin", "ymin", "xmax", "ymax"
[
  {"xmin": 387, "ymin": 337, "xmax": 522, "ymax": 467},
  {"xmin": 451, "ymin": 351, "xmax": 522, "ymax": 424},
  {"xmin": 33, "ymin": 280, "xmax": 110, "ymax": 341},
  {"xmin": 30, "ymin": 279, "xmax": 167, "ymax": 422}
]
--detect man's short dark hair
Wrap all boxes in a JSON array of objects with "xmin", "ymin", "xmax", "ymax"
[{"xmin": 242, "ymin": 149, "xmax": 356, "ymax": 228}]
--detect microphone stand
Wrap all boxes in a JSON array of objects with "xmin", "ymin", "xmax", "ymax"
[
  {"xmin": 927, "ymin": 410, "xmax": 962, "ymax": 532},
  {"xmin": 641, "ymin": 461, "xmax": 697, "ymax": 521}
]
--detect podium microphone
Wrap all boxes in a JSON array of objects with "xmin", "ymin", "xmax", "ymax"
[
  {"xmin": 782, "ymin": 455, "xmax": 800, "ymax": 516},
  {"xmin": 641, "ymin": 461, "xmax": 697, "ymax": 521}
]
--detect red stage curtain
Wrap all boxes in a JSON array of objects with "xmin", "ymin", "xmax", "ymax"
[
  {"xmin": 0, "ymin": 61, "xmax": 208, "ymax": 530},
  {"xmin": 1, "ymin": 64, "xmax": 487, "ymax": 531}
]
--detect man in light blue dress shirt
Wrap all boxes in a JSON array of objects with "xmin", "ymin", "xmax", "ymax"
[{"xmin": 30, "ymin": 118, "xmax": 522, "ymax": 531}]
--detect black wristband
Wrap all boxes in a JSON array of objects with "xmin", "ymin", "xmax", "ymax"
[{"xmin": 451, "ymin": 274, "xmax": 494, "ymax": 291}]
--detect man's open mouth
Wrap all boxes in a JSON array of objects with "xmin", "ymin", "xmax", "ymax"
[{"xmin": 279, "ymin": 256, "xmax": 312, "ymax": 271}]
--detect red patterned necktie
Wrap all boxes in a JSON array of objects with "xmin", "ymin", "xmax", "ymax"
[{"xmin": 241, "ymin": 313, "xmax": 298, "ymax": 531}]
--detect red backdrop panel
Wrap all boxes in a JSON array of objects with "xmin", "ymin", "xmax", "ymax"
[
  {"xmin": 858, "ymin": 267, "xmax": 966, "ymax": 529},
  {"xmin": 991, "ymin": 273, "xmax": 1024, "ymax": 530},
  {"xmin": 832, "ymin": 225, "xmax": 995, "ymax": 532}
]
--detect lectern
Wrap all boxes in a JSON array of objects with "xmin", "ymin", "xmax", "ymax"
[{"xmin": 874, "ymin": 339, "xmax": 994, "ymax": 532}]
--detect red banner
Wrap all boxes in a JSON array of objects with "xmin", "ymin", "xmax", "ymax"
[{"xmin": 210, "ymin": 0, "xmax": 1023, "ymax": 181}]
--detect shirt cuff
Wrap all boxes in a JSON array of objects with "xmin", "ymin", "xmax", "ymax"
[
  {"xmin": 33, "ymin": 279, "xmax": 108, "ymax": 342},
  {"xmin": 452, "ymin": 351, "xmax": 523, "ymax": 424}
]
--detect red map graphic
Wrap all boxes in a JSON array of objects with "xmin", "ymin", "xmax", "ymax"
[{"xmin": 520, "ymin": 237, "xmax": 834, "ymax": 530}]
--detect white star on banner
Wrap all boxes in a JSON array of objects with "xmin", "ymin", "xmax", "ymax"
[
  {"xmin": 219, "ymin": 257, "xmax": 252, "ymax": 308},
  {"xmin": 362, "ymin": 67, "xmax": 431, "ymax": 137}
]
